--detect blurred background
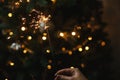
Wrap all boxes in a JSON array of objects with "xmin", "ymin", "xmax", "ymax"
[
  {"xmin": 0, "ymin": 0, "xmax": 120, "ymax": 80},
  {"xmin": 103, "ymin": 0, "xmax": 120, "ymax": 80}
]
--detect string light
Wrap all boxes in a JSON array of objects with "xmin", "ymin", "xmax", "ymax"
[
  {"xmin": 43, "ymin": 33, "xmax": 47, "ymax": 36},
  {"xmin": 62, "ymin": 47, "xmax": 66, "ymax": 51},
  {"xmin": 5, "ymin": 78, "xmax": 8, "ymax": 80},
  {"xmin": 15, "ymin": 2, "xmax": 20, "ymax": 6},
  {"xmin": 85, "ymin": 46, "xmax": 89, "ymax": 51},
  {"xmin": 71, "ymin": 31, "xmax": 76, "ymax": 36},
  {"xmin": 59, "ymin": 32, "xmax": 64, "ymax": 37},
  {"xmin": 101, "ymin": 41, "xmax": 106, "ymax": 46},
  {"xmin": 9, "ymin": 31, "xmax": 13, "ymax": 36},
  {"xmin": 78, "ymin": 47, "xmax": 83, "ymax": 52},
  {"xmin": 21, "ymin": 26, "xmax": 26, "ymax": 31},
  {"xmin": 68, "ymin": 51, "xmax": 72, "ymax": 55},
  {"xmin": 27, "ymin": 36, "xmax": 32, "ymax": 40},
  {"xmin": 26, "ymin": 0, "xmax": 30, "ymax": 2},
  {"xmin": 46, "ymin": 49, "xmax": 50, "ymax": 53},
  {"xmin": 7, "ymin": 36, "xmax": 11, "ymax": 40},
  {"xmin": 88, "ymin": 36, "xmax": 92, "ymax": 41},
  {"xmin": 77, "ymin": 35, "xmax": 80, "ymax": 38},
  {"xmin": 9, "ymin": 61, "xmax": 15, "ymax": 66},
  {"xmin": 23, "ymin": 49, "xmax": 27, "ymax": 54},
  {"xmin": 8, "ymin": 13, "xmax": 12, "ymax": 17},
  {"xmin": 47, "ymin": 65, "xmax": 52, "ymax": 70},
  {"xmin": 51, "ymin": 0, "xmax": 56, "ymax": 4},
  {"xmin": 70, "ymin": 66, "xmax": 74, "ymax": 69},
  {"xmin": 42, "ymin": 36, "xmax": 47, "ymax": 40},
  {"xmin": 80, "ymin": 63, "xmax": 85, "ymax": 68}
]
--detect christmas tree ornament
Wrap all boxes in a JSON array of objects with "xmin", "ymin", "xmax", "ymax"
[{"xmin": 10, "ymin": 42, "xmax": 21, "ymax": 50}]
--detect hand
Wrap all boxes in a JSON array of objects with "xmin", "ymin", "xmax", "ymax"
[{"xmin": 54, "ymin": 68, "xmax": 87, "ymax": 80}]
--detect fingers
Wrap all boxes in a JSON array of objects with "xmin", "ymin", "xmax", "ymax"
[
  {"xmin": 54, "ymin": 75, "xmax": 72, "ymax": 80},
  {"xmin": 55, "ymin": 68, "xmax": 75, "ymax": 76}
]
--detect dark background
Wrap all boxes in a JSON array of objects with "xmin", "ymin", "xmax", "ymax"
[{"xmin": 103, "ymin": 0, "xmax": 120, "ymax": 79}]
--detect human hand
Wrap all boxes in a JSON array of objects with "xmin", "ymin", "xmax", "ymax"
[{"xmin": 54, "ymin": 68, "xmax": 87, "ymax": 80}]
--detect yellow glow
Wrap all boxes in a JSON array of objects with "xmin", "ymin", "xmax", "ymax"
[
  {"xmin": 5, "ymin": 78, "xmax": 8, "ymax": 80},
  {"xmin": 42, "ymin": 36, "xmax": 47, "ymax": 40},
  {"xmin": 70, "ymin": 66, "xmax": 74, "ymax": 69},
  {"xmin": 15, "ymin": 2, "xmax": 20, "ymax": 6},
  {"xmin": 85, "ymin": 46, "xmax": 89, "ymax": 51},
  {"xmin": 81, "ymin": 63, "xmax": 85, "ymax": 68},
  {"xmin": 8, "ymin": 13, "xmax": 12, "ymax": 17},
  {"xmin": 88, "ymin": 36, "xmax": 92, "ymax": 41},
  {"xmin": 47, "ymin": 65, "xmax": 52, "ymax": 70},
  {"xmin": 62, "ymin": 47, "xmax": 66, "ymax": 51},
  {"xmin": 9, "ymin": 32, "xmax": 13, "ymax": 36},
  {"xmin": 77, "ymin": 35, "xmax": 80, "ymax": 38},
  {"xmin": 9, "ymin": 62, "xmax": 15, "ymax": 66},
  {"xmin": 21, "ymin": 26, "xmax": 26, "ymax": 31},
  {"xmin": 78, "ymin": 47, "xmax": 83, "ymax": 52},
  {"xmin": 46, "ymin": 49, "xmax": 50, "ymax": 53},
  {"xmin": 27, "ymin": 0, "xmax": 30, "ymax": 2},
  {"xmin": 21, "ymin": 44, "xmax": 25, "ymax": 48},
  {"xmin": 71, "ymin": 31, "xmax": 76, "ymax": 36},
  {"xmin": 68, "ymin": 51, "xmax": 72, "ymax": 55},
  {"xmin": 43, "ymin": 33, "xmax": 47, "ymax": 36},
  {"xmin": 23, "ymin": 49, "xmax": 27, "ymax": 54},
  {"xmin": 51, "ymin": 0, "xmax": 56, "ymax": 4},
  {"xmin": 101, "ymin": 41, "xmax": 106, "ymax": 46},
  {"xmin": 27, "ymin": 36, "xmax": 32, "ymax": 40},
  {"xmin": 48, "ymin": 60, "xmax": 52, "ymax": 63},
  {"xmin": 59, "ymin": 32, "xmax": 64, "ymax": 37}
]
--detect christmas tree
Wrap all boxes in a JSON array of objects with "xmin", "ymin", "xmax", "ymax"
[{"xmin": 0, "ymin": 0, "xmax": 112, "ymax": 80}]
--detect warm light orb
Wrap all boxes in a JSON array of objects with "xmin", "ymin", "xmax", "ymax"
[
  {"xmin": 59, "ymin": 32, "xmax": 64, "ymax": 37},
  {"xmin": 78, "ymin": 47, "xmax": 83, "ymax": 52},
  {"xmin": 68, "ymin": 51, "xmax": 72, "ymax": 55},
  {"xmin": 62, "ymin": 47, "xmax": 66, "ymax": 51},
  {"xmin": 81, "ymin": 63, "xmax": 85, "ymax": 68},
  {"xmin": 21, "ymin": 26, "xmax": 26, "ymax": 31},
  {"xmin": 51, "ymin": 0, "xmax": 56, "ymax": 4},
  {"xmin": 27, "ymin": 36, "xmax": 32, "ymax": 40},
  {"xmin": 88, "ymin": 36, "xmax": 92, "ymax": 41},
  {"xmin": 42, "ymin": 36, "xmax": 47, "ymax": 40},
  {"xmin": 23, "ymin": 49, "xmax": 27, "ymax": 54},
  {"xmin": 101, "ymin": 41, "xmax": 106, "ymax": 46},
  {"xmin": 77, "ymin": 35, "xmax": 80, "ymax": 38},
  {"xmin": 70, "ymin": 66, "xmax": 74, "ymax": 69},
  {"xmin": 15, "ymin": 2, "xmax": 20, "ymax": 6},
  {"xmin": 7, "ymin": 36, "xmax": 11, "ymax": 40},
  {"xmin": 85, "ymin": 46, "xmax": 89, "ymax": 51},
  {"xmin": 5, "ymin": 78, "xmax": 8, "ymax": 80},
  {"xmin": 27, "ymin": 0, "xmax": 30, "ymax": 2},
  {"xmin": 9, "ymin": 31, "xmax": 13, "ymax": 36},
  {"xmin": 46, "ymin": 49, "xmax": 50, "ymax": 53},
  {"xmin": 8, "ymin": 13, "xmax": 12, "ymax": 17},
  {"xmin": 47, "ymin": 65, "xmax": 52, "ymax": 70},
  {"xmin": 9, "ymin": 61, "xmax": 15, "ymax": 66},
  {"xmin": 71, "ymin": 31, "xmax": 76, "ymax": 36},
  {"xmin": 43, "ymin": 33, "xmax": 47, "ymax": 36}
]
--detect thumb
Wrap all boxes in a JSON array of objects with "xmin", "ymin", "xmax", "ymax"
[{"xmin": 55, "ymin": 75, "xmax": 72, "ymax": 80}]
